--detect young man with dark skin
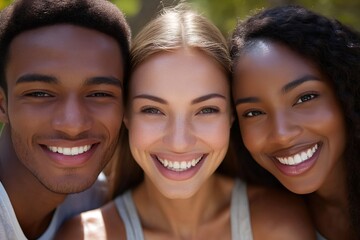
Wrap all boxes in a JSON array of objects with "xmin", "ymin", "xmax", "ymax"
[{"xmin": 0, "ymin": 0, "xmax": 130, "ymax": 239}]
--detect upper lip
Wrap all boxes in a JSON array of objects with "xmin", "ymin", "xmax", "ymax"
[
  {"xmin": 38, "ymin": 139, "xmax": 100, "ymax": 148},
  {"xmin": 269, "ymin": 142, "xmax": 320, "ymax": 158},
  {"xmin": 151, "ymin": 153, "xmax": 205, "ymax": 162}
]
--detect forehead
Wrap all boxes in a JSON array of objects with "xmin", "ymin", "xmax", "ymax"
[
  {"xmin": 6, "ymin": 24, "xmax": 123, "ymax": 84},
  {"xmin": 233, "ymin": 40, "xmax": 322, "ymax": 88},
  {"xmin": 237, "ymin": 40, "xmax": 315, "ymax": 73},
  {"xmin": 130, "ymin": 48, "xmax": 229, "ymax": 97},
  {"xmin": 10, "ymin": 24, "xmax": 120, "ymax": 53}
]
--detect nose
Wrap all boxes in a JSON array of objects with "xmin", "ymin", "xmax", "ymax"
[
  {"xmin": 267, "ymin": 112, "xmax": 302, "ymax": 146},
  {"xmin": 52, "ymin": 95, "xmax": 92, "ymax": 137},
  {"xmin": 162, "ymin": 115, "xmax": 196, "ymax": 152}
]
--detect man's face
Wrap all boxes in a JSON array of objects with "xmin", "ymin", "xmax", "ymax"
[{"xmin": 0, "ymin": 24, "xmax": 124, "ymax": 193}]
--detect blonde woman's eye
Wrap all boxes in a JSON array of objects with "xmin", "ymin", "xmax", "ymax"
[
  {"xmin": 296, "ymin": 93, "xmax": 318, "ymax": 104},
  {"xmin": 141, "ymin": 107, "xmax": 163, "ymax": 115},
  {"xmin": 198, "ymin": 107, "xmax": 219, "ymax": 115}
]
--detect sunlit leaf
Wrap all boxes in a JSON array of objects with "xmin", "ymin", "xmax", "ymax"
[{"xmin": 111, "ymin": 0, "xmax": 141, "ymax": 16}]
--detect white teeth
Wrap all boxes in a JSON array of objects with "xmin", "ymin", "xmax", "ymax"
[
  {"xmin": 157, "ymin": 156, "xmax": 203, "ymax": 172},
  {"xmin": 276, "ymin": 144, "xmax": 318, "ymax": 166},
  {"xmin": 47, "ymin": 145, "xmax": 92, "ymax": 156}
]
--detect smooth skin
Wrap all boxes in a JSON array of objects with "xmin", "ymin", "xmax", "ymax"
[
  {"xmin": 56, "ymin": 48, "xmax": 315, "ymax": 240},
  {"xmin": 0, "ymin": 24, "xmax": 124, "ymax": 239},
  {"xmin": 233, "ymin": 40, "xmax": 352, "ymax": 239}
]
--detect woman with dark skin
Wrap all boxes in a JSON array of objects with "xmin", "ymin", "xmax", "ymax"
[
  {"xmin": 56, "ymin": 5, "xmax": 316, "ymax": 240},
  {"xmin": 230, "ymin": 5, "xmax": 360, "ymax": 240}
]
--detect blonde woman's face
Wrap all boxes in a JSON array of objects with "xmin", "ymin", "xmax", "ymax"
[{"xmin": 125, "ymin": 48, "xmax": 232, "ymax": 199}]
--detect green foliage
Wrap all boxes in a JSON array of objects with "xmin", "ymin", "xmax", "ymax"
[
  {"xmin": 189, "ymin": 0, "xmax": 360, "ymax": 34},
  {"xmin": 0, "ymin": 0, "xmax": 359, "ymax": 33},
  {"xmin": 0, "ymin": 0, "xmax": 12, "ymax": 10},
  {"xmin": 111, "ymin": 0, "xmax": 141, "ymax": 16}
]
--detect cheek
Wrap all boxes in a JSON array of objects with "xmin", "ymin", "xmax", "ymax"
[
  {"xmin": 97, "ymin": 109, "xmax": 123, "ymax": 130},
  {"xmin": 302, "ymin": 100, "xmax": 345, "ymax": 141},
  {"xmin": 238, "ymin": 120, "xmax": 264, "ymax": 153},
  {"xmin": 127, "ymin": 118, "xmax": 163, "ymax": 150},
  {"xmin": 317, "ymin": 103, "xmax": 346, "ymax": 155},
  {"xmin": 195, "ymin": 117, "xmax": 231, "ymax": 149}
]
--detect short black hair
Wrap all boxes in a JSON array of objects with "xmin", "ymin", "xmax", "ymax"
[
  {"xmin": 0, "ymin": 0, "xmax": 131, "ymax": 93},
  {"xmin": 230, "ymin": 5, "xmax": 360, "ymax": 235}
]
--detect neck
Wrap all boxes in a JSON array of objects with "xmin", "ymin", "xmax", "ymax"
[
  {"xmin": 309, "ymin": 160, "xmax": 347, "ymax": 206},
  {"xmin": 307, "ymin": 159, "xmax": 355, "ymax": 239},
  {"xmin": 0, "ymin": 125, "xmax": 66, "ymax": 239},
  {"xmin": 133, "ymin": 174, "xmax": 233, "ymax": 239}
]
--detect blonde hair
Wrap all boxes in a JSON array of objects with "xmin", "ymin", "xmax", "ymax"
[
  {"xmin": 130, "ymin": 4, "xmax": 230, "ymax": 74},
  {"xmin": 114, "ymin": 4, "xmax": 234, "ymax": 196}
]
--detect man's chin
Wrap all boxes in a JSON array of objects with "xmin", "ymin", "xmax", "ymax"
[{"xmin": 41, "ymin": 177, "xmax": 95, "ymax": 195}]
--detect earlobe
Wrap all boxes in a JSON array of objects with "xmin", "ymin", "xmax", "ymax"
[
  {"xmin": 0, "ymin": 88, "xmax": 8, "ymax": 124},
  {"xmin": 230, "ymin": 111, "xmax": 235, "ymax": 125},
  {"xmin": 123, "ymin": 114, "xmax": 129, "ymax": 129}
]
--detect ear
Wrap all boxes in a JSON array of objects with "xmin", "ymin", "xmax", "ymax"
[
  {"xmin": 123, "ymin": 111, "xmax": 129, "ymax": 129},
  {"xmin": 229, "ymin": 107, "xmax": 236, "ymax": 125},
  {"xmin": 0, "ymin": 88, "xmax": 8, "ymax": 124}
]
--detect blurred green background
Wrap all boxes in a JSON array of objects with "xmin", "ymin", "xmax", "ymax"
[
  {"xmin": 114, "ymin": 0, "xmax": 360, "ymax": 35},
  {"xmin": 0, "ymin": 0, "xmax": 359, "ymax": 35},
  {"xmin": 0, "ymin": 0, "xmax": 359, "ymax": 130}
]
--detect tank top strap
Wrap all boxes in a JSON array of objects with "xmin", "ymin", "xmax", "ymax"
[
  {"xmin": 114, "ymin": 191, "xmax": 145, "ymax": 240},
  {"xmin": 231, "ymin": 179, "xmax": 253, "ymax": 240}
]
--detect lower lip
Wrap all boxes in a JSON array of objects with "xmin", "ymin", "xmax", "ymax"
[
  {"xmin": 152, "ymin": 155, "xmax": 206, "ymax": 181},
  {"xmin": 42, "ymin": 144, "xmax": 98, "ymax": 167},
  {"xmin": 272, "ymin": 145, "xmax": 321, "ymax": 176}
]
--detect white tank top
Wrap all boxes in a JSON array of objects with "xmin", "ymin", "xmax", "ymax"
[{"xmin": 115, "ymin": 179, "xmax": 253, "ymax": 240}]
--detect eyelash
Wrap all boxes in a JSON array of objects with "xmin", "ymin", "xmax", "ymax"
[
  {"xmin": 295, "ymin": 93, "xmax": 319, "ymax": 105},
  {"xmin": 242, "ymin": 93, "xmax": 319, "ymax": 118},
  {"xmin": 24, "ymin": 91, "xmax": 53, "ymax": 98},
  {"xmin": 140, "ymin": 106, "xmax": 220, "ymax": 115},
  {"xmin": 140, "ymin": 107, "xmax": 163, "ymax": 115},
  {"xmin": 87, "ymin": 92, "xmax": 113, "ymax": 98},
  {"xmin": 242, "ymin": 110, "xmax": 263, "ymax": 118},
  {"xmin": 197, "ymin": 107, "xmax": 219, "ymax": 115}
]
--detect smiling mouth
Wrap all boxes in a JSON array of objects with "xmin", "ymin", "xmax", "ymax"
[
  {"xmin": 47, "ymin": 145, "xmax": 93, "ymax": 156},
  {"xmin": 156, "ymin": 155, "xmax": 204, "ymax": 172},
  {"xmin": 275, "ymin": 143, "xmax": 319, "ymax": 166}
]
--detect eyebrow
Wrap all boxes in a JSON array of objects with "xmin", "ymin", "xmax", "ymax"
[
  {"xmin": 191, "ymin": 93, "xmax": 226, "ymax": 104},
  {"xmin": 234, "ymin": 74, "xmax": 321, "ymax": 106},
  {"xmin": 133, "ymin": 93, "xmax": 226, "ymax": 104},
  {"xmin": 84, "ymin": 76, "xmax": 123, "ymax": 89},
  {"xmin": 133, "ymin": 94, "xmax": 167, "ymax": 104},
  {"xmin": 282, "ymin": 75, "xmax": 320, "ymax": 93},
  {"xmin": 16, "ymin": 74, "xmax": 58, "ymax": 84},
  {"xmin": 15, "ymin": 74, "xmax": 122, "ymax": 89},
  {"xmin": 234, "ymin": 97, "xmax": 259, "ymax": 106}
]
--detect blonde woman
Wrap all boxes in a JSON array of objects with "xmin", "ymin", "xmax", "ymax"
[{"xmin": 56, "ymin": 5, "xmax": 315, "ymax": 240}]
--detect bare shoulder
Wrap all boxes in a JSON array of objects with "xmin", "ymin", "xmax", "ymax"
[
  {"xmin": 54, "ymin": 201, "xmax": 126, "ymax": 240},
  {"xmin": 247, "ymin": 184, "xmax": 316, "ymax": 240}
]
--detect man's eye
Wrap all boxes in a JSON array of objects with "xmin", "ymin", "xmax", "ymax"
[
  {"xmin": 25, "ymin": 91, "xmax": 52, "ymax": 97},
  {"xmin": 88, "ymin": 92, "xmax": 112, "ymax": 97},
  {"xmin": 296, "ymin": 93, "xmax": 318, "ymax": 104}
]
